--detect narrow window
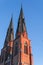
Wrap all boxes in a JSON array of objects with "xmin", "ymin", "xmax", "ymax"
[
  {"xmin": 24, "ymin": 42, "xmax": 28, "ymax": 54},
  {"xmin": 15, "ymin": 42, "xmax": 18, "ymax": 56}
]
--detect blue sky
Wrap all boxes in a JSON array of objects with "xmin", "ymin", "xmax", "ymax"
[{"xmin": 0, "ymin": 0, "xmax": 43, "ymax": 65}]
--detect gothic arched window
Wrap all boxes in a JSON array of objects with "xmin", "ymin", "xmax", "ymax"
[{"xmin": 24, "ymin": 42, "xmax": 28, "ymax": 54}]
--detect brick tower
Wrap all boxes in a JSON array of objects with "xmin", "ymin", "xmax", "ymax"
[
  {"xmin": 0, "ymin": 7, "xmax": 33, "ymax": 65},
  {"xmin": 0, "ymin": 17, "xmax": 14, "ymax": 65},
  {"xmin": 13, "ymin": 7, "xmax": 33, "ymax": 65}
]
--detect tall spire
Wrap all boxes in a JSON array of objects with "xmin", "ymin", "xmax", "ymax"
[
  {"xmin": 4, "ymin": 16, "xmax": 14, "ymax": 47},
  {"xmin": 16, "ymin": 6, "xmax": 27, "ymax": 37},
  {"xmin": 19, "ymin": 5, "xmax": 24, "ymax": 19},
  {"xmin": 7, "ymin": 16, "xmax": 14, "ymax": 41}
]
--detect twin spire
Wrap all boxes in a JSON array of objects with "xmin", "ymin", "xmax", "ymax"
[
  {"xmin": 19, "ymin": 6, "xmax": 24, "ymax": 19},
  {"xmin": 16, "ymin": 7, "xmax": 27, "ymax": 37},
  {"xmin": 4, "ymin": 17, "xmax": 14, "ymax": 47},
  {"xmin": 4, "ymin": 6, "xmax": 27, "ymax": 46}
]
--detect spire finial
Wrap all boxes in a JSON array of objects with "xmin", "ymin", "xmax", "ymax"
[
  {"xmin": 9, "ymin": 14, "xmax": 13, "ymax": 29},
  {"xmin": 21, "ymin": 4, "xmax": 22, "ymax": 9},
  {"xmin": 19, "ymin": 5, "xmax": 24, "ymax": 19},
  {"xmin": 11, "ymin": 13, "xmax": 13, "ymax": 22}
]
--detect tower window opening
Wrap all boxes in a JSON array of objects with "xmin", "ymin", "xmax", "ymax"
[
  {"xmin": 24, "ymin": 42, "xmax": 28, "ymax": 54},
  {"xmin": 15, "ymin": 43, "xmax": 18, "ymax": 56}
]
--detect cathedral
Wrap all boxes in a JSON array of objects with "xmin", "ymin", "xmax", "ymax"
[{"xmin": 0, "ymin": 7, "xmax": 33, "ymax": 65}]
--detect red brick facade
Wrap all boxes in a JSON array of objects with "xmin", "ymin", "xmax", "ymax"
[{"xmin": 0, "ymin": 7, "xmax": 33, "ymax": 65}]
